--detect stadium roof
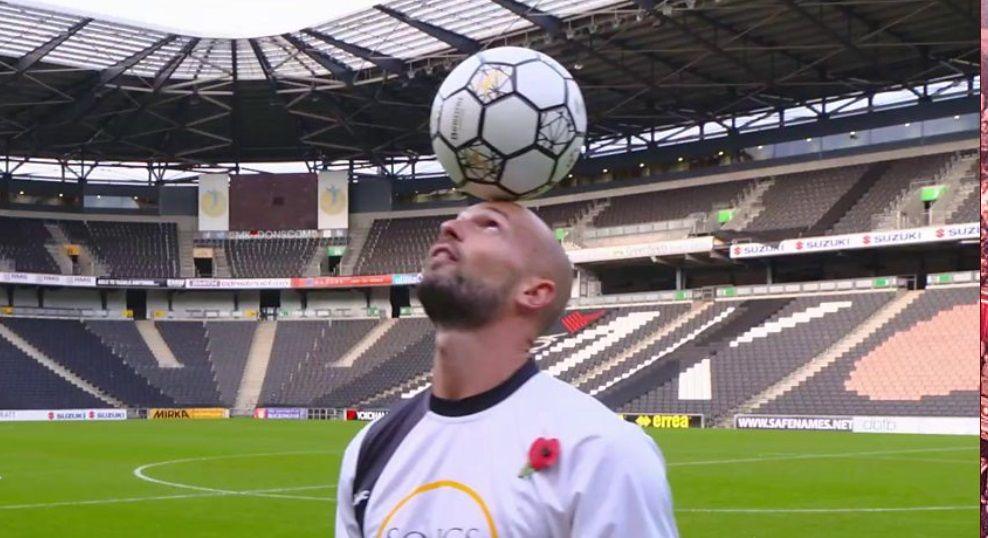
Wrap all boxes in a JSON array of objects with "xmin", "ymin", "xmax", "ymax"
[{"xmin": 0, "ymin": 0, "xmax": 978, "ymax": 170}]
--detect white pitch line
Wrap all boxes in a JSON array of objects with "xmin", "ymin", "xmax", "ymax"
[
  {"xmin": 133, "ymin": 450, "xmax": 341, "ymax": 502},
  {"xmin": 0, "ymin": 485, "xmax": 337, "ymax": 511},
  {"xmin": 2, "ymin": 446, "xmax": 972, "ymax": 511},
  {"xmin": 668, "ymin": 446, "xmax": 970, "ymax": 467}
]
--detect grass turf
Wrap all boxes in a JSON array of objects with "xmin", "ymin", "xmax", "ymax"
[{"xmin": 0, "ymin": 419, "xmax": 974, "ymax": 537}]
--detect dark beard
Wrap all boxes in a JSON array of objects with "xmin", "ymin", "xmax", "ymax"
[{"xmin": 417, "ymin": 271, "xmax": 507, "ymax": 329}]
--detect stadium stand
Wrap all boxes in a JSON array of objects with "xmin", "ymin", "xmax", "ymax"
[
  {"xmin": 223, "ymin": 237, "xmax": 320, "ymax": 278},
  {"xmin": 593, "ymin": 299, "xmax": 786, "ymax": 410},
  {"xmin": 274, "ymin": 319, "xmax": 380, "ymax": 405},
  {"xmin": 205, "ymin": 322, "xmax": 256, "ymax": 408},
  {"xmin": 354, "ymin": 217, "xmax": 446, "ymax": 275},
  {"xmin": 86, "ymin": 222, "xmax": 180, "ymax": 278},
  {"xmin": 0, "ymin": 282, "xmax": 978, "ymax": 417},
  {"xmin": 0, "ymin": 335, "xmax": 107, "ymax": 409},
  {"xmin": 828, "ymin": 154, "xmax": 951, "ymax": 234},
  {"xmin": 308, "ymin": 317, "xmax": 435, "ymax": 407},
  {"xmin": 759, "ymin": 287, "xmax": 977, "ymax": 417},
  {"xmin": 618, "ymin": 292, "xmax": 896, "ymax": 422},
  {"xmin": 0, "ymin": 318, "xmax": 174, "ymax": 407},
  {"xmin": 259, "ymin": 320, "xmax": 331, "ymax": 405},
  {"xmin": 352, "ymin": 202, "xmax": 593, "ymax": 275},
  {"xmin": 259, "ymin": 318, "xmax": 379, "ymax": 405},
  {"xmin": 85, "ymin": 321, "xmax": 221, "ymax": 406},
  {"xmin": 529, "ymin": 200, "xmax": 596, "ymax": 228},
  {"xmin": 948, "ymin": 187, "xmax": 979, "ymax": 224},
  {"xmin": 740, "ymin": 166, "xmax": 867, "ymax": 234},
  {"xmin": 0, "ymin": 217, "xmax": 58, "ymax": 273},
  {"xmin": 155, "ymin": 322, "xmax": 222, "ymax": 405},
  {"xmin": 591, "ymin": 181, "xmax": 751, "ymax": 228}
]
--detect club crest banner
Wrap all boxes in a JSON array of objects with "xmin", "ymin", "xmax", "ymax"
[
  {"xmin": 317, "ymin": 171, "xmax": 348, "ymax": 230},
  {"xmin": 198, "ymin": 174, "xmax": 230, "ymax": 231}
]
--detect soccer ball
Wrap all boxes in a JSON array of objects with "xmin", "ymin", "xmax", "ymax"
[{"xmin": 430, "ymin": 47, "xmax": 587, "ymax": 201}]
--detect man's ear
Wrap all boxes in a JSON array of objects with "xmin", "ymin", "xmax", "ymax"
[{"xmin": 516, "ymin": 277, "xmax": 556, "ymax": 315}]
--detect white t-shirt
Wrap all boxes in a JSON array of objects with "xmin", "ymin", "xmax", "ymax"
[{"xmin": 335, "ymin": 359, "xmax": 678, "ymax": 538}]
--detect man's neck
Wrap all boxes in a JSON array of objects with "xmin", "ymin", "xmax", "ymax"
[{"xmin": 430, "ymin": 319, "xmax": 533, "ymax": 400}]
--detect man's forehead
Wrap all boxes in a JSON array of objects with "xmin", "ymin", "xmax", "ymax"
[{"xmin": 458, "ymin": 202, "xmax": 517, "ymax": 220}]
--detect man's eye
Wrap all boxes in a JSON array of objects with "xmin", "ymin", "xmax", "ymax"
[{"xmin": 484, "ymin": 220, "xmax": 500, "ymax": 230}]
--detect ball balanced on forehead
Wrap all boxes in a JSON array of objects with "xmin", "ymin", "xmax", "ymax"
[{"xmin": 430, "ymin": 46, "xmax": 587, "ymax": 201}]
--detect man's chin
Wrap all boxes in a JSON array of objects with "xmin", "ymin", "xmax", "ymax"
[{"xmin": 422, "ymin": 260, "xmax": 457, "ymax": 278}]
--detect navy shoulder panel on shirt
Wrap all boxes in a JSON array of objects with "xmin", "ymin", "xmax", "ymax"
[{"xmin": 352, "ymin": 390, "xmax": 429, "ymax": 535}]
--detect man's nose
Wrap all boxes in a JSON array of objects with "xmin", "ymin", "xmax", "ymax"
[{"xmin": 439, "ymin": 219, "xmax": 463, "ymax": 242}]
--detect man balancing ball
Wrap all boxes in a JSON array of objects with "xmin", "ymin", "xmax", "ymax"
[{"xmin": 335, "ymin": 201, "xmax": 678, "ymax": 537}]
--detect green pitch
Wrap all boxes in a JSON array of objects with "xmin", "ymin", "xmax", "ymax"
[{"xmin": 0, "ymin": 420, "xmax": 974, "ymax": 537}]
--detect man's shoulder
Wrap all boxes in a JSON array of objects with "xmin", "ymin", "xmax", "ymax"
[
  {"xmin": 342, "ymin": 391, "xmax": 429, "ymax": 456},
  {"xmin": 525, "ymin": 372, "xmax": 645, "ymax": 443}
]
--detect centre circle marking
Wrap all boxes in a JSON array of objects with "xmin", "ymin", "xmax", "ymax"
[{"xmin": 133, "ymin": 450, "xmax": 340, "ymax": 501}]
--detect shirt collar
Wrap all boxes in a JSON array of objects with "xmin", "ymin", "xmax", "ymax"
[{"xmin": 428, "ymin": 358, "xmax": 539, "ymax": 417}]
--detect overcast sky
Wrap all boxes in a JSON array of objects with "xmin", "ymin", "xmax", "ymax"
[{"xmin": 18, "ymin": 0, "xmax": 382, "ymax": 38}]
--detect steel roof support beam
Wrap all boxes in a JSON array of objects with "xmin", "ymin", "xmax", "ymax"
[
  {"xmin": 780, "ymin": 0, "xmax": 922, "ymax": 97},
  {"xmin": 231, "ymin": 39, "xmax": 242, "ymax": 169},
  {"xmin": 0, "ymin": 18, "xmax": 92, "ymax": 87},
  {"xmin": 486, "ymin": 0, "xmax": 562, "ymax": 34},
  {"xmin": 487, "ymin": 0, "xmax": 701, "ymax": 123},
  {"xmin": 253, "ymin": 39, "xmax": 385, "ymax": 166},
  {"xmin": 652, "ymin": 12, "xmax": 764, "ymax": 82},
  {"xmin": 933, "ymin": 0, "xmax": 977, "ymax": 30},
  {"xmin": 280, "ymin": 33, "xmax": 356, "ymax": 85},
  {"xmin": 98, "ymin": 38, "xmax": 201, "ymax": 144},
  {"xmin": 301, "ymin": 29, "xmax": 405, "ymax": 75},
  {"xmin": 24, "ymin": 34, "xmax": 179, "ymax": 133},
  {"xmin": 683, "ymin": 9, "xmax": 869, "ymax": 103},
  {"xmin": 251, "ymin": 39, "xmax": 327, "ymax": 163},
  {"xmin": 374, "ymin": 4, "xmax": 481, "ymax": 54}
]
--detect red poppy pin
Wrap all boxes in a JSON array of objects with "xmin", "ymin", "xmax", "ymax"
[{"xmin": 518, "ymin": 437, "xmax": 560, "ymax": 478}]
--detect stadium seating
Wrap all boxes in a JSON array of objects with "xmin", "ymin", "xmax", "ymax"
[
  {"xmin": 946, "ymin": 184, "xmax": 979, "ymax": 224},
  {"xmin": 155, "ymin": 322, "xmax": 222, "ymax": 405},
  {"xmin": 354, "ymin": 217, "xmax": 446, "ymax": 275},
  {"xmin": 353, "ymin": 202, "xmax": 593, "ymax": 275},
  {"xmin": 828, "ymin": 155, "xmax": 951, "ymax": 234},
  {"xmin": 535, "ymin": 305, "xmax": 689, "ymax": 384},
  {"xmin": 309, "ymin": 317, "xmax": 435, "ymax": 407},
  {"xmin": 759, "ymin": 287, "xmax": 976, "ymax": 417},
  {"xmin": 528, "ymin": 200, "xmax": 595, "ymax": 228},
  {"xmin": 619, "ymin": 292, "xmax": 895, "ymax": 421},
  {"xmin": 259, "ymin": 320, "xmax": 330, "ymax": 405},
  {"xmin": 205, "ymin": 322, "xmax": 256, "ymax": 407},
  {"xmin": 84, "ymin": 321, "xmax": 221, "ymax": 406},
  {"xmin": 0, "ymin": 335, "xmax": 108, "ymax": 409},
  {"xmin": 591, "ymin": 181, "xmax": 750, "ymax": 228},
  {"xmin": 223, "ymin": 238, "xmax": 320, "ymax": 278},
  {"xmin": 0, "ymin": 318, "xmax": 174, "ymax": 407},
  {"xmin": 86, "ymin": 221, "xmax": 180, "ymax": 278},
  {"xmin": 0, "ymin": 217, "xmax": 58, "ymax": 273},
  {"xmin": 0, "ymin": 283, "xmax": 978, "ymax": 418},
  {"xmin": 262, "ymin": 319, "xmax": 379, "ymax": 406},
  {"xmin": 741, "ymin": 166, "xmax": 866, "ymax": 234}
]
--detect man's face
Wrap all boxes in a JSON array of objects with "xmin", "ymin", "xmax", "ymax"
[{"xmin": 418, "ymin": 203, "xmax": 526, "ymax": 328}]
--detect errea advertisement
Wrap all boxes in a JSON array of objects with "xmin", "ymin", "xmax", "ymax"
[
  {"xmin": 730, "ymin": 222, "xmax": 978, "ymax": 259},
  {"xmin": 619, "ymin": 413, "xmax": 704, "ymax": 429}
]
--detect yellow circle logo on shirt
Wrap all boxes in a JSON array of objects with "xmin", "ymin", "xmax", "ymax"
[{"xmin": 376, "ymin": 480, "xmax": 498, "ymax": 538}]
